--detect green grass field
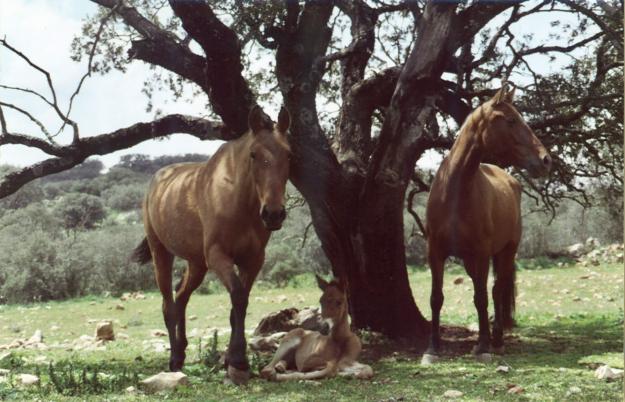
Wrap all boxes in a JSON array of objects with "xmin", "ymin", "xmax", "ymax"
[{"xmin": 0, "ymin": 261, "xmax": 622, "ymax": 401}]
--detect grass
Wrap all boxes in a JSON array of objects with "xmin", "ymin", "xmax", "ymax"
[{"xmin": 0, "ymin": 261, "xmax": 622, "ymax": 401}]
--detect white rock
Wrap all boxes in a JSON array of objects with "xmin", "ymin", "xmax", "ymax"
[
  {"xmin": 567, "ymin": 386, "xmax": 582, "ymax": 395},
  {"xmin": 467, "ymin": 322, "xmax": 479, "ymax": 332},
  {"xmin": 50, "ymin": 325, "xmax": 60, "ymax": 331},
  {"xmin": 95, "ymin": 321, "xmax": 115, "ymax": 341},
  {"xmin": 151, "ymin": 329, "xmax": 167, "ymax": 337},
  {"xmin": 595, "ymin": 365, "xmax": 624, "ymax": 380},
  {"xmin": 27, "ymin": 330, "xmax": 43, "ymax": 344},
  {"xmin": 18, "ymin": 374, "xmax": 39, "ymax": 386},
  {"xmin": 496, "ymin": 365, "xmax": 510, "ymax": 373},
  {"xmin": 140, "ymin": 372, "xmax": 188, "ymax": 393},
  {"xmin": 125, "ymin": 385, "xmax": 137, "ymax": 394},
  {"xmin": 443, "ymin": 389, "xmax": 463, "ymax": 398},
  {"xmin": 189, "ymin": 315, "xmax": 198, "ymax": 321},
  {"xmin": 566, "ymin": 243, "xmax": 586, "ymax": 257},
  {"xmin": 0, "ymin": 368, "xmax": 9, "ymax": 376}
]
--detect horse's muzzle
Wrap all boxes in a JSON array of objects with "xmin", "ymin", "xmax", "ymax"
[{"xmin": 261, "ymin": 206, "xmax": 286, "ymax": 231}]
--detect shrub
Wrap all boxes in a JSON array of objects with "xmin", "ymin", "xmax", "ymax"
[{"xmin": 53, "ymin": 193, "xmax": 106, "ymax": 230}]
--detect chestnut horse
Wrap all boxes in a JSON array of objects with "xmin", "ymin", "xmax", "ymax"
[
  {"xmin": 131, "ymin": 106, "xmax": 291, "ymax": 384},
  {"xmin": 422, "ymin": 86, "xmax": 551, "ymax": 364}
]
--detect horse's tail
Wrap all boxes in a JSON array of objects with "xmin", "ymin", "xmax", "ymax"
[
  {"xmin": 498, "ymin": 263, "xmax": 517, "ymax": 329},
  {"xmin": 130, "ymin": 237, "xmax": 152, "ymax": 265}
]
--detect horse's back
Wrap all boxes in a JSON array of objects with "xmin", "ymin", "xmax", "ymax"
[{"xmin": 144, "ymin": 162, "xmax": 206, "ymax": 260}]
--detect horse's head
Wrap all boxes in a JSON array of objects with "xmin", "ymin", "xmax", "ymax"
[
  {"xmin": 316, "ymin": 275, "xmax": 347, "ymax": 326},
  {"xmin": 248, "ymin": 106, "xmax": 291, "ymax": 231},
  {"xmin": 480, "ymin": 85, "xmax": 551, "ymax": 178}
]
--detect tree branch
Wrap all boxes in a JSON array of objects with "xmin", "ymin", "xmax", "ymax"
[{"xmin": 0, "ymin": 114, "xmax": 225, "ymax": 198}]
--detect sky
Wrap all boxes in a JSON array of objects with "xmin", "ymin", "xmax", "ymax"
[{"xmin": 0, "ymin": 1, "xmax": 586, "ymax": 170}]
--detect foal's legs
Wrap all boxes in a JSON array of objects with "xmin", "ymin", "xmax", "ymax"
[
  {"xmin": 207, "ymin": 246, "xmax": 251, "ymax": 385},
  {"xmin": 171, "ymin": 260, "xmax": 207, "ymax": 371},
  {"xmin": 422, "ymin": 247, "xmax": 446, "ymax": 364},
  {"xmin": 148, "ymin": 239, "xmax": 177, "ymax": 371},
  {"xmin": 465, "ymin": 256, "xmax": 491, "ymax": 356}
]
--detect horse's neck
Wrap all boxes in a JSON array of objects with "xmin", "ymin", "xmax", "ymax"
[
  {"xmin": 330, "ymin": 312, "xmax": 352, "ymax": 343},
  {"xmin": 223, "ymin": 133, "xmax": 258, "ymax": 211},
  {"xmin": 444, "ymin": 119, "xmax": 484, "ymax": 192}
]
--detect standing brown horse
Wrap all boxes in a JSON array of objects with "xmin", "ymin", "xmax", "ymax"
[
  {"xmin": 131, "ymin": 106, "xmax": 291, "ymax": 384},
  {"xmin": 422, "ymin": 85, "xmax": 551, "ymax": 364}
]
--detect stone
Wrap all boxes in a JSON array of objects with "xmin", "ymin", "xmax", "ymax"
[
  {"xmin": 566, "ymin": 243, "xmax": 586, "ymax": 257},
  {"xmin": 18, "ymin": 374, "xmax": 39, "ymax": 387},
  {"xmin": 125, "ymin": 385, "xmax": 137, "ymax": 394},
  {"xmin": 0, "ymin": 368, "xmax": 9, "ymax": 376},
  {"xmin": 115, "ymin": 304, "xmax": 125, "ymax": 311},
  {"xmin": 50, "ymin": 325, "xmax": 60, "ymax": 331},
  {"xmin": 567, "ymin": 386, "xmax": 582, "ymax": 396},
  {"xmin": 249, "ymin": 332, "xmax": 287, "ymax": 352},
  {"xmin": 496, "ymin": 365, "xmax": 510, "ymax": 373},
  {"xmin": 151, "ymin": 329, "xmax": 167, "ymax": 337},
  {"xmin": 594, "ymin": 365, "xmax": 624, "ymax": 380},
  {"xmin": 507, "ymin": 385, "xmax": 524, "ymax": 394},
  {"xmin": 443, "ymin": 390, "xmax": 463, "ymax": 398},
  {"xmin": 95, "ymin": 321, "xmax": 115, "ymax": 341},
  {"xmin": 27, "ymin": 330, "xmax": 43, "ymax": 344},
  {"xmin": 140, "ymin": 372, "xmax": 188, "ymax": 393},
  {"xmin": 189, "ymin": 315, "xmax": 198, "ymax": 321},
  {"xmin": 277, "ymin": 295, "xmax": 288, "ymax": 303}
]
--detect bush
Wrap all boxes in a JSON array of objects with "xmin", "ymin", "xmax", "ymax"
[
  {"xmin": 102, "ymin": 184, "xmax": 146, "ymax": 211},
  {"xmin": 53, "ymin": 193, "xmax": 106, "ymax": 230}
]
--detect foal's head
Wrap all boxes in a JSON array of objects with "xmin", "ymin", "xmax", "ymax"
[
  {"xmin": 316, "ymin": 275, "xmax": 348, "ymax": 325},
  {"xmin": 247, "ymin": 106, "xmax": 291, "ymax": 231},
  {"xmin": 477, "ymin": 85, "xmax": 551, "ymax": 177}
]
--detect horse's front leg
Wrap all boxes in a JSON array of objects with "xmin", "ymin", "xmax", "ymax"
[
  {"xmin": 208, "ymin": 247, "xmax": 250, "ymax": 385},
  {"xmin": 465, "ymin": 255, "xmax": 492, "ymax": 360}
]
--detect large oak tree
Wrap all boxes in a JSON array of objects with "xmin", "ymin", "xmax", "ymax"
[{"xmin": 1, "ymin": 0, "xmax": 622, "ymax": 338}]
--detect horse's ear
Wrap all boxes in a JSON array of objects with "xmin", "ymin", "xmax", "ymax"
[
  {"xmin": 336, "ymin": 277, "xmax": 347, "ymax": 293},
  {"xmin": 276, "ymin": 106, "xmax": 290, "ymax": 134},
  {"xmin": 491, "ymin": 86, "xmax": 507, "ymax": 105},
  {"xmin": 315, "ymin": 274, "xmax": 329, "ymax": 291},
  {"xmin": 248, "ymin": 105, "xmax": 272, "ymax": 133},
  {"xmin": 504, "ymin": 86, "xmax": 516, "ymax": 103}
]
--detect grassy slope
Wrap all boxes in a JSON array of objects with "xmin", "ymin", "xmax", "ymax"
[{"xmin": 0, "ymin": 262, "xmax": 622, "ymax": 401}]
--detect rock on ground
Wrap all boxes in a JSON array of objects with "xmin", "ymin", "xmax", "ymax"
[
  {"xmin": 95, "ymin": 321, "xmax": 115, "ymax": 341},
  {"xmin": 140, "ymin": 372, "xmax": 188, "ymax": 393},
  {"xmin": 253, "ymin": 307, "xmax": 327, "ymax": 336},
  {"xmin": 443, "ymin": 389, "xmax": 463, "ymax": 398},
  {"xmin": 18, "ymin": 374, "xmax": 39, "ymax": 387},
  {"xmin": 595, "ymin": 365, "xmax": 624, "ymax": 380}
]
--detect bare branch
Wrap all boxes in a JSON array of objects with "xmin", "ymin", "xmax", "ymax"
[{"xmin": 0, "ymin": 114, "xmax": 225, "ymax": 198}]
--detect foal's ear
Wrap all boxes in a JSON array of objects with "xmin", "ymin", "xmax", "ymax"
[
  {"xmin": 315, "ymin": 274, "xmax": 329, "ymax": 291},
  {"xmin": 248, "ymin": 105, "xmax": 272, "ymax": 133},
  {"xmin": 276, "ymin": 106, "xmax": 290, "ymax": 134}
]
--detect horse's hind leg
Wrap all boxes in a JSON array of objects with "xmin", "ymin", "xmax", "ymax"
[
  {"xmin": 172, "ymin": 260, "xmax": 207, "ymax": 370},
  {"xmin": 260, "ymin": 328, "xmax": 305, "ymax": 380},
  {"xmin": 465, "ymin": 255, "xmax": 492, "ymax": 359},
  {"xmin": 422, "ymin": 247, "xmax": 445, "ymax": 365},
  {"xmin": 492, "ymin": 243, "xmax": 518, "ymax": 353},
  {"xmin": 148, "ymin": 239, "xmax": 177, "ymax": 371}
]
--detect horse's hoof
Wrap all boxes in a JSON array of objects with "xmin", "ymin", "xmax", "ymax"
[
  {"xmin": 474, "ymin": 353, "xmax": 493, "ymax": 363},
  {"xmin": 420, "ymin": 353, "xmax": 440, "ymax": 365},
  {"xmin": 226, "ymin": 365, "xmax": 250, "ymax": 385},
  {"xmin": 491, "ymin": 345, "xmax": 505, "ymax": 355}
]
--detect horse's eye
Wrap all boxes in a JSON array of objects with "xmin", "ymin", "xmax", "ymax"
[{"xmin": 250, "ymin": 151, "xmax": 256, "ymax": 160}]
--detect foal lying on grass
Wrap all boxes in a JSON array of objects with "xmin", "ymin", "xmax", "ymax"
[{"xmin": 260, "ymin": 276, "xmax": 373, "ymax": 381}]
